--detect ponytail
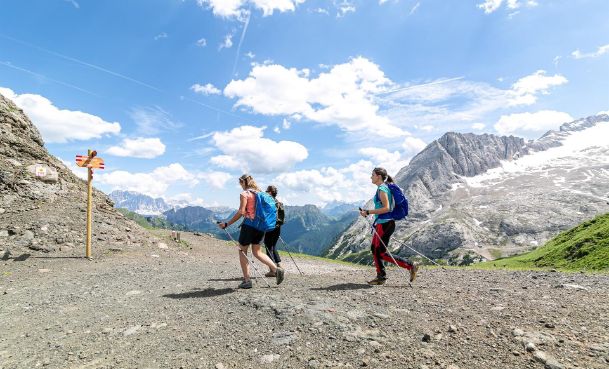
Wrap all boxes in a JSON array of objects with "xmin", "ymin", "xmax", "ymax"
[
  {"xmin": 373, "ymin": 167, "xmax": 394, "ymax": 183},
  {"xmin": 239, "ymin": 174, "xmax": 261, "ymax": 192}
]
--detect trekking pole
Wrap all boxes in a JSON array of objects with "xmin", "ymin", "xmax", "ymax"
[
  {"xmin": 360, "ymin": 209, "xmax": 414, "ymax": 287},
  {"xmin": 360, "ymin": 209, "xmax": 441, "ymax": 267},
  {"xmin": 277, "ymin": 236, "xmax": 304, "ymax": 276},
  {"xmin": 218, "ymin": 223, "xmax": 271, "ymax": 288}
]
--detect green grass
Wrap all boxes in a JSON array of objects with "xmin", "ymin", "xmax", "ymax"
[{"xmin": 475, "ymin": 213, "xmax": 609, "ymax": 272}]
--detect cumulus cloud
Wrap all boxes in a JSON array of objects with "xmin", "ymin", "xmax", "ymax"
[
  {"xmin": 224, "ymin": 57, "xmax": 406, "ymax": 137},
  {"xmin": 275, "ymin": 159, "xmax": 390, "ymax": 205},
  {"xmin": 197, "ymin": 171, "xmax": 232, "ymax": 189},
  {"xmin": 197, "ymin": 0, "xmax": 305, "ymax": 18},
  {"xmin": 0, "ymin": 87, "xmax": 121, "ymax": 143},
  {"xmin": 402, "ymin": 136, "xmax": 427, "ymax": 154},
  {"xmin": 107, "ymin": 137, "xmax": 166, "ymax": 159},
  {"xmin": 571, "ymin": 44, "xmax": 609, "ymax": 59},
  {"xmin": 494, "ymin": 110, "xmax": 574, "ymax": 137},
  {"xmin": 336, "ymin": 0, "xmax": 356, "ymax": 17},
  {"xmin": 191, "ymin": 83, "xmax": 221, "ymax": 95},
  {"xmin": 509, "ymin": 70, "xmax": 568, "ymax": 106},
  {"xmin": 477, "ymin": 0, "xmax": 537, "ymax": 14},
  {"xmin": 209, "ymin": 125, "xmax": 308, "ymax": 173},
  {"xmin": 196, "ymin": 38, "xmax": 207, "ymax": 47},
  {"xmin": 97, "ymin": 163, "xmax": 198, "ymax": 198}
]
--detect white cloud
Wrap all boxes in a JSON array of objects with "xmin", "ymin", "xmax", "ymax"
[
  {"xmin": 209, "ymin": 125, "xmax": 308, "ymax": 173},
  {"xmin": 197, "ymin": 171, "xmax": 232, "ymax": 189},
  {"xmin": 273, "ymin": 126, "xmax": 281, "ymax": 133},
  {"xmin": 282, "ymin": 118, "xmax": 291, "ymax": 129},
  {"xmin": 381, "ymin": 70, "xmax": 568, "ymax": 130},
  {"xmin": 274, "ymin": 159, "xmax": 402, "ymax": 205},
  {"xmin": 196, "ymin": 38, "xmax": 207, "ymax": 47},
  {"xmin": 472, "ymin": 123, "xmax": 486, "ymax": 130},
  {"xmin": 336, "ymin": 0, "xmax": 356, "ymax": 17},
  {"xmin": 494, "ymin": 110, "xmax": 574, "ymax": 137},
  {"xmin": 197, "ymin": 0, "xmax": 305, "ymax": 18},
  {"xmin": 219, "ymin": 33, "xmax": 233, "ymax": 49},
  {"xmin": 107, "ymin": 137, "xmax": 166, "ymax": 159},
  {"xmin": 190, "ymin": 83, "xmax": 221, "ymax": 95},
  {"xmin": 0, "ymin": 87, "xmax": 121, "ymax": 143},
  {"xmin": 571, "ymin": 44, "xmax": 609, "ymax": 59},
  {"xmin": 129, "ymin": 106, "xmax": 181, "ymax": 135},
  {"xmin": 97, "ymin": 163, "xmax": 198, "ymax": 198},
  {"xmin": 477, "ymin": 0, "xmax": 537, "ymax": 14},
  {"xmin": 224, "ymin": 57, "xmax": 406, "ymax": 137},
  {"xmin": 509, "ymin": 70, "xmax": 568, "ymax": 106},
  {"xmin": 402, "ymin": 136, "xmax": 427, "ymax": 154},
  {"xmin": 245, "ymin": 51, "xmax": 255, "ymax": 59},
  {"xmin": 154, "ymin": 32, "xmax": 168, "ymax": 40}
]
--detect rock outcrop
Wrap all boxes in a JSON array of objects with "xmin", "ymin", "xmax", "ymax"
[{"xmin": 0, "ymin": 92, "xmax": 156, "ymax": 256}]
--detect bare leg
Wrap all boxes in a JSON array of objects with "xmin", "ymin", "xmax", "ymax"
[
  {"xmin": 252, "ymin": 244, "xmax": 277, "ymax": 272},
  {"xmin": 239, "ymin": 245, "xmax": 250, "ymax": 281}
]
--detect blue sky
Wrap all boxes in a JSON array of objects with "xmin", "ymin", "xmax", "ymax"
[{"xmin": 1, "ymin": 0, "xmax": 608, "ymax": 208}]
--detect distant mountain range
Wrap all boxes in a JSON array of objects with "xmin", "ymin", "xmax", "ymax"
[
  {"xmin": 108, "ymin": 191, "xmax": 358, "ymax": 256},
  {"xmin": 327, "ymin": 114, "xmax": 609, "ymax": 264}
]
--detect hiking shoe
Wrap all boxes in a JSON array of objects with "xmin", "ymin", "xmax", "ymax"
[
  {"xmin": 409, "ymin": 263, "xmax": 419, "ymax": 283},
  {"xmin": 238, "ymin": 280, "xmax": 253, "ymax": 289},
  {"xmin": 265, "ymin": 270, "xmax": 276, "ymax": 277},
  {"xmin": 367, "ymin": 277, "xmax": 387, "ymax": 285},
  {"xmin": 275, "ymin": 267, "xmax": 285, "ymax": 285}
]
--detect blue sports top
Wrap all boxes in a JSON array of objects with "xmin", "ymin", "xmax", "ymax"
[{"xmin": 373, "ymin": 184, "xmax": 393, "ymax": 224}]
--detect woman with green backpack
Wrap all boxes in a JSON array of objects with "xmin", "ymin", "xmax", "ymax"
[
  {"xmin": 359, "ymin": 167, "xmax": 418, "ymax": 285},
  {"xmin": 218, "ymin": 174, "xmax": 285, "ymax": 289}
]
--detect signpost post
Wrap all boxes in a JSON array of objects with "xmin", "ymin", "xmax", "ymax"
[{"xmin": 75, "ymin": 150, "xmax": 105, "ymax": 258}]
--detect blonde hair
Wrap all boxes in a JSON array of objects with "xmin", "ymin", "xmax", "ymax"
[{"xmin": 239, "ymin": 174, "xmax": 261, "ymax": 192}]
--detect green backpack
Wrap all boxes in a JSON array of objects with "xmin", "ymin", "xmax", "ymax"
[{"xmin": 275, "ymin": 200, "xmax": 285, "ymax": 227}]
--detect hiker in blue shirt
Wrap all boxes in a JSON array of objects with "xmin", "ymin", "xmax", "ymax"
[{"xmin": 359, "ymin": 167, "xmax": 418, "ymax": 285}]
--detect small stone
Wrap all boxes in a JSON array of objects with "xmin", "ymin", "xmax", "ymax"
[
  {"xmin": 0, "ymin": 230, "xmax": 8, "ymax": 237},
  {"xmin": 23, "ymin": 230, "xmax": 35, "ymax": 240},
  {"xmin": 0, "ymin": 208, "xmax": 5, "ymax": 215},
  {"xmin": 422, "ymin": 334, "xmax": 431, "ymax": 342},
  {"xmin": 123, "ymin": 325, "xmax": 141, "ymax": 336},
  {"xmin": 512, "ymin": 328, "xmax": 524, "ymax": 337},
  {"xmin": 545, "ymin": 323, "xmax": 555, "ymax": 329},
  {"xmin": 215, "ymin": 364, "xmax": 225, "ymax": 369},
  {"xmin": 308, "ymin": 359, "xmax": 320, "ymax": 368},
  {"xmin": 525, "ymin": 342, "xmax": 536, "ymax": 352},
  {"xmin": 448, "ymin": 325, "xmax": 457, "ymax": 333},
  {"xmin": 158, "ymin": 243, "xmax": 168, "ymax": 249}
]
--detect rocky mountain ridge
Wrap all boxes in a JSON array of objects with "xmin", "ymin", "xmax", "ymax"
[{"xmin": 328, "ymin": 114, "xmax": 609, "ymax": 264}]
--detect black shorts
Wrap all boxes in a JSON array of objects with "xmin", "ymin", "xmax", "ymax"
[{"xmin": 238, "ymin": 224, "xmax": 264, "ymax": 246}]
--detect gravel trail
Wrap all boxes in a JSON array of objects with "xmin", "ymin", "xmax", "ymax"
[{"xmin": 1, "ymin": 232, "xmax": 608, "ymax": 369}]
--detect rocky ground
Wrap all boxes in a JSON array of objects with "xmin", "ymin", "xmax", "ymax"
[{"xmin": 1, "ymin": 231, "xmax": 608, "ymax": 369}]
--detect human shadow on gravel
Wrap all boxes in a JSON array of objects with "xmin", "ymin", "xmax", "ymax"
[
  {"xmin": 310, "ymin": 283, "xmax": 373, "ymax": 291},
  {"xmin": 207, "ymin": 277, "xmax": 244, "ymax": 282},
  {"xmin": 163, "ymin": 288, "xmax": 235, "ymax": 299}
]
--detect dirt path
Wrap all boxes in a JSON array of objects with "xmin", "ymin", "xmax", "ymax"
[{"xmin": 1, "ymin": 231, "xmax": 608, "ymax": 369}]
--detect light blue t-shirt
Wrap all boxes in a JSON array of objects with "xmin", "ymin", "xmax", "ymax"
[{"xmin": 374, "ymin": 184, "xmax": 393, "ymax": 224}]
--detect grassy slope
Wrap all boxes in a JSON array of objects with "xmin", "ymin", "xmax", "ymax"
[{"xmin": 476, "ymin": 213, "xmax": 609, "ymax": 271}]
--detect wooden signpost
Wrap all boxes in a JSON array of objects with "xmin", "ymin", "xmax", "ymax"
[{"xmin": 75, "ymin": 150, "xmax": 105, "ymax": 258}]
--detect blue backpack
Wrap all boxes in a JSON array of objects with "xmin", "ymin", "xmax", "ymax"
[
  {"xmin": 244, "ymin": 191, "xmax": 277, "ymax": 232},
  {"xmin": 376, "ymin": 183, "xmax": 409, "ymax": 221}
]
